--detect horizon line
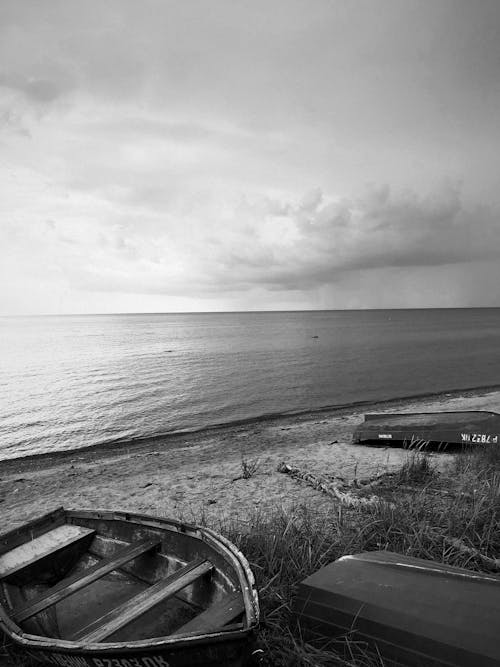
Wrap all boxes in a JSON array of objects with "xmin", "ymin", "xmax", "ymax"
[{"xmin": 2, "ymin": 305, "xmax": 500, "ymax": 318}]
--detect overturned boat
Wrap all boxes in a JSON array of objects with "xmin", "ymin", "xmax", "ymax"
[
  {"xmin": 0, "ymin": 508, "xmax": 259, "ymax": 667},
  {"xmin": 293, "ymin": 551, "xmax": 500, "ymax": 667},
  {"xmin": 352, "ymin": 410, "xmax": 500, "ymax": 447}
]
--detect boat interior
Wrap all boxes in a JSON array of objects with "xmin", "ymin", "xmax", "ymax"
[{"xmin": 0, "ymin": 509, "xmax": 248, "ymax": 644}]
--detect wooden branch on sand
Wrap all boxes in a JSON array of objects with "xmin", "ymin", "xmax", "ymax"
[
  {"xmin": 277, "ymin": 462, "xmax": 385, "ymax": 508},
  {"xmin": 351, "ymin": 471, "xmax": 397, "ymax": 491},
  {"xmin": 396, "ymin": 486, "xmax": 474, "ymax": 500},
  {"xmin": 444, "ymin": 537, "xmax": 500, "ymax": 572}
]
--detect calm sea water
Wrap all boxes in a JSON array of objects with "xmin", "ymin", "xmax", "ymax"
[{"xmin": 1, "ymin": 309, "xmax": 500, "ymax": 461}]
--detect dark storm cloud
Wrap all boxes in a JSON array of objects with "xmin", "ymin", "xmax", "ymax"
[
  {"xmin": 0, "ymin": 73, "xmax": 69, "ymax": 103},
  {"xmin": 208, "ymin": 184, "xmax": 500, "ymax": 293}
]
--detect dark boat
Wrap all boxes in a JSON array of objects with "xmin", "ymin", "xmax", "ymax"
[
  {"xmin": 0, "ymin": 508, "xmax": 259, "ymax": 667},
  {"xmin": 352, "ymin": 410, "xmax": 500, "ymax": 447},
  {"xmin": 293, "ymin": 551, "xmax": 500, "ymax": 667}
]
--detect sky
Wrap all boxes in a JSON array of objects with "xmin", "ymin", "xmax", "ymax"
[{"xmin": 1, "ymin": 0, "xmax": 500, "ymax": 314}]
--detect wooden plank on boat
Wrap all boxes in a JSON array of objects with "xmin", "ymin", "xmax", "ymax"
[
  {"xmin": 74, "ymin": 558, "xmax": 213, "ymax": 643},
  {"xmin": 0, "ymin": 526, "xmax": 95, "ymax": 580},
  {"xmin": 0, "ymin": 508, "xmax": 66, "ymax": 557},
  {"xmin": 14, "ymin": 537, "xmax": 162, "ymax": 623},
  {"xmin": 175, "ymin": 591, "xmax": 245, "ymax": 635}
]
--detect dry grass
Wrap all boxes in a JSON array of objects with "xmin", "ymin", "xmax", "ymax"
[
  {"xmin": 232, "ymin": 456, "xmax": 261, "ymax": 482},
  {"xmin": 395, "ymin": 450, "xmax": 435, "ymax": 485}
]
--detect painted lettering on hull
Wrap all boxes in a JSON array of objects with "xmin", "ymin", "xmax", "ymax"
[
  {"xmin": 27, "ymin": 652, "xmax": 170, "ymax": 667},
  {"xmin": 26, "ymin": 644, "xmax": 239, "ymax": 667},
  {"xmin": 461, "ymin": 433, "xmax": 499, "ymax": 444},
  {"xmin": 378, "ymin": 434, "xmax": 393, "ymax": 439},
  {"xmin": 92, "ymin": 657, "xmax": 169, "ymax": 667}
]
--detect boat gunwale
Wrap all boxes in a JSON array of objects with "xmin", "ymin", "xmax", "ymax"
[
  {"xmin": 0, "ymin": 508, "xmax": 259, "ymax": 653},
  {"xmin": 362, "ymin": 409, "xmax": 500, "ymax": 421}
]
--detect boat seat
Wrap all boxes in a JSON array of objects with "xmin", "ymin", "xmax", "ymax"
[
  {"xmin": 0, "ymin": 525, "xmax": 95, "ymax": 580},
  {"xmin": 175, "ymin": 591, "xmax": 245, "ymax": 635},
  {"xmin": 73, "ymin": 558, "xmax": 214, "ymax": 643},
  {"xmin": 14, "ymin": 538, "xmax": 162, "ymax": 623}
]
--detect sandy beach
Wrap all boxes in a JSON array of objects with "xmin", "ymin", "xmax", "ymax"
[{"xmin": 1, "ymin": 387, "xmax": 499, "ymax": 533}]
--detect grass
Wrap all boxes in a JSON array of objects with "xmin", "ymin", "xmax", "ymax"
[
  {"xmin": 240, "ymin": 456, "xmax": 260, "ymax": 479},
  {"xmin": 395, "ymin": 450, "xmax": 435, "ymax": 485},
  {"xmin": 215, "ymin": 444, "xmax": 500, "ymax": 666},
  {"xmin": 232, "ymin": 456, "xmax": 261, "ymax": 481},
  {"xmin": 2, "ymin": 445, "xmax": 499, "ymax": 666}
]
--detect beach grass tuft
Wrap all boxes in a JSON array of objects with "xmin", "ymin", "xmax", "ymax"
[
  {"xmin": 240, "ymin": 456, "xmax": 261, "ymax": 480},
  {"xmin": 232, "ymin": 455, "xmax": 261, "ymax": 482},
  {"xmin": 395, "ymin": 450, "xmax": 436, "ymax": 485}
]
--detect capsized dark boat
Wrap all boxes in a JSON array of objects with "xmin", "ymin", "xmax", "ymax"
[
  {"xmin": 0, "ymin": 508, "xmax": 259, "ymax": 667},
  {"xmin": 352, "ymin": 410, "xmax": 500, "ymax": 446},
  {"xmin": 293, "ymin": 551, "xmax": 500, "ymax": 667}
]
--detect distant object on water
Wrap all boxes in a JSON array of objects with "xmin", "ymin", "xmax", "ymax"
[
  {"xmin": 0, "ymin": 508, "xmax": 259, "ymax": 667},
  {"xmin": 293, "ymin": 550, "xmax": 500, "ymax": 667},
  {"xmin": 352, "ymin": 410, "xmax": 500, "ymax": 447}
]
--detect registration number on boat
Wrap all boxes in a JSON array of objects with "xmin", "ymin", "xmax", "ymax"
[
  {"xmin": 461, "ymin": 433, "xmax": 499, "ymax": 444},
  {"xmin": 29, "ymin": 653, "xmax": 170, "ymax": 667}
]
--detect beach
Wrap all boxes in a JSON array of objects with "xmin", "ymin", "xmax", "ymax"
[{"xmin": 1, "ymin": 387, "xmax": 499, "ymax": 533}]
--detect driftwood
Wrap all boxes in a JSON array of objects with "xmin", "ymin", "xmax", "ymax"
[
  {"xmin": 351, "ymin": 471, "xmax": 398, "ymax": 491},
  {"xmin": 277, "ymin": 462, "xmax": 385, "ymax": 508},
  {"xmin": 428, "ymin": 487, "xmax": 473, "ymax": 500},
  {"xmin": 444, "ymin": 537, "xmax": 500, "ymax": 572},
  {"xmin": 354, "ymin": 473, "xmax": 474, "ymax": 501},
  {"xmin": 396, "ymin": 486, "xmax": 474, "ymax": 501}
]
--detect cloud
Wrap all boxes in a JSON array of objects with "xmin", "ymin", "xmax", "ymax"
[
  {"xmin": 2, "ymin": 1, "xmax": 500, "ymax": 312},
  {"xmin": 5, "ymin": 174, "xmax": 498, "ymax": 301},
  {"xmin": 201, "ymin": 183, "xmax": 500, "ymax": 292},
  {"xmin": 0, "ymin": 73, "xmax": 68, "ymax": 104},
  {"xmin": 0, "ymin": 70, "xmax": 74, "ymax": 137}
]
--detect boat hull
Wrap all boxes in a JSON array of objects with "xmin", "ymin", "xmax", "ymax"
[
  {"xmin": 0, "ymin": 509, "xmax": 258, "ymax": 667},
  {"xmin": 352, "ymin": 410, "xmax": 500, "ymax": 447},
  {"xmin": 293, "ymin": 551, "xmax": 500, "ymax": 667},
  {"xmin": 21, "ymin": 633, "xmax": 249, "ymax": 667}
]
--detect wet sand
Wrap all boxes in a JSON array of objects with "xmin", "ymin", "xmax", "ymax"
[{"xmin": 1, "ymin": 387, "xmax": 499, "ymax": 532}]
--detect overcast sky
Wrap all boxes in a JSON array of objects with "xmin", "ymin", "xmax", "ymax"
[{"xmin": 1, "ymin": 0, "xmax": 500, "ymax": 314}]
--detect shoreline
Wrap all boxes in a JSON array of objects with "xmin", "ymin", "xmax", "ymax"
[
  {"xmin": 1, "ymin": 386, "xmax": 499, "ymax": 533},
  {"xmin": 2, "ymin": 382, "xmax": 500, "ymax": 470}
]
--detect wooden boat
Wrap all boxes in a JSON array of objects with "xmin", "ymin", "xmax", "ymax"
[
  {"xmin": 352, "ymin": 410, "xmax": 500, "ymax": 447},
  {"xmin": 293, "ymin": 551, "xmax": 500, "ymax": 667},
  {"xmin": 0, "ymin": 508, "xmax": 259, "ymax": 667}
]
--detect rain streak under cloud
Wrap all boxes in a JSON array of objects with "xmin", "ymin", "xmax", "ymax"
[{"xmin": 1, "ymin": 0, "xmax": 500, "ymax": 313}]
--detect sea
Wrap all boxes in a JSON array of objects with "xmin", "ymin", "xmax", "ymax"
[{"xmin": 1, "ymin": 309, "xmax": 500, "ymax": 461}]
